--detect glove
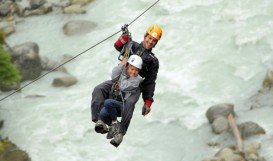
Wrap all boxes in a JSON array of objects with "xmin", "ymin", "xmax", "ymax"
[
  {"xmin": 115, "ymin": 34, "xmax": 129, "ymax": 48},
  {"xmin": 142, "ymin": 99, "xmax": 153, "ymax": 116}
]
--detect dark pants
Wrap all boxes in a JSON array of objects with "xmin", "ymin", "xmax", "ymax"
[
  {"xmin": 91, "ymin": 80, "xmax": 141, "ymax": 135},
  {"xmin": 99, "ymin": 99, "xmax": 122, "ymax": 126}
]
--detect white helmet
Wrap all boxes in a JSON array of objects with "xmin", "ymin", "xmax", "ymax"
[{"xmin": 127, "ymin": 55, "xmax": 143, "ymax": 69}]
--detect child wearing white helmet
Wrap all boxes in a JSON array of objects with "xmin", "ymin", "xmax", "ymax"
[{"xmin": 95, "ymin": 55, "xmax": 143, "ymax": 147}]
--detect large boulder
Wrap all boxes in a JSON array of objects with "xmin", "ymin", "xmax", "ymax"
[
  {"xmin": 23, "ymin": 4, "xmax": 52, "ymax": 17},
  {"xmin": 11, "ymin": 42, "xmax": 42, "ymax": 81},
  {"xmin": 52, "ymin": 76, "xmax": 77, "ymax": 87},
  {"xmin": 41, "ymin": 56, "xmax": 68, "ymax": 73},
  {"xmin": 244, "ymin": 142, "xmax": 261, "ymax": 156},
  {"xmin": 63, "ymin": 4, "xmax": 86, "ymax": 14},
  {"xmin": 0, "ymin": 82, "xmax": 20, "ymax": 92},
  {"xmin": 63, "ymin": 20, "xmax": 96, "ymax": 36},
  {"xmin": 0, "ymin": 138, "xmax": 31, "ymax": 161},
  {"xmin": 215, "ymin": 148, "xmax": 244, "ymax": 161},
  {"xmin": 206, "ymin": 103, "xmax": 235, "ymax": 123},
  {"xmin": 212, "ymin": 116, "xmax": 229, "ymax": 134},
  {"xmin": 0, "ymin": 21, "xmax": 15, "ymax": 36},
  {"xmin": 29, "ymin": 0, "xmax": 47, "ymax": 10},
  {"xmin": 0, "ymin": 0, "xmax": 13, "ymax": 17},
  {"xmin": 238, "ymin": 121, "xmax": 266, "ymax": 139},
  {"xmin": 243, "ymin": 142, "xmax": 266, "ymax": 161},
  {"xmin": 71, "ymin": 0, "xmax": 94, "ymax": 6}
]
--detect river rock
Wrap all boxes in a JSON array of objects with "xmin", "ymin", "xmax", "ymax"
[
  {"xmin": 63, "ymin": 20, "xmax": 96, "ymax": 35},
  {"xmin": 262, "ymin": 70, "xmax": 273, "ymax": 90},
  {"xmin": 207, "ymin": 141, "xmax": 220, "ymax": 147},
  {"xmin": 61, "ymin": 54, "xmax": 73, "ymax": 63},
  {"xmin": 0, "ymin": 138, "xmax": 31, "ymax": 161},
  {"xmin": 244, "ymin": 142, "xmax": 261, "ymax": 157},
  {"xmin": 0, "ymin": 120, "xmax": 4, "ymax": 129},
  {"xmin": 244, "ymin": 142, "xmax": 266, "ymax": 161},
  {"xmin": 23, "ymin": 4, "xmax": 52, "ymax": 17},
  {"xmin": 63, "ymin": 4, "xmax": 86, "ymax": 14},
  {"xmin": 0, "ymin": 0, "xmax": 13, "ymax": 17},
  {"xmin": 3, "ymin": 25, "xmax": 15, "ymax": 36},
  {"xmin": 25, "ymin": 94, "xmax": 45, "ymax": 98},
  {"xmin": 202, "ymin": 157, "xmax": 223, "ymax": 161},
  {"xmin": 0, "ymin": 82, "xmax": 20, "ymax": 92},
  {"xmin": 71, "ymin": 0, "xmax": 94, "ymax": 6},
  {"xmin": 215, "ymin": 148, "xmax": 244, "ymax": 161},
  {"xmin": 52, "ymin": 76, "xmax": 77, "ymax": 87},
  {"xmin": 11, "ymin": 42, "xmax": 42, "ymax": 81},
  {"xmin": 41, "ymin": 56, "xmax": 68, "ymax": 73},
  {"xmin": 206, "ymin": 103, "xmax": 235, "ymax": 123},
  {"xmin": 238, "ymin": 121, "xmax": 265, "ymax": 139},
  {"xmin": 1, "ymin": 2, "xmax": 24, "ymax": 18},
  {"xmin": 0, "ymin": 21, "xmax": 15, "ymax": 36},
  {"xmin": 212, "ymin": 116, "xmax": 229, "ymax": 134},
  {"xmin": 29, "ymin": 0, "xmax": 47, "ymax": 10},
  {"xmin": 51, "ymin": 0, "xmax": 70, "ymax": 8}
]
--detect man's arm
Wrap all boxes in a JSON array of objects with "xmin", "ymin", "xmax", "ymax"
[
  {"xmin": 141, "ymin": 57, "xmax": 159, "ymax": 116},
  {"xmin": 142, "ymin": 57, "xmax": 159, "ymax": 101}
]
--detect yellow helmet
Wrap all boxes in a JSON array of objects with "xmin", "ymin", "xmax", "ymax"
[{"xmin": 146, "ymin": 25, "xmax": 163, "ymax": 41}]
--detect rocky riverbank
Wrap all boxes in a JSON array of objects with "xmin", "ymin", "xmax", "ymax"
[
  {"xmin": 0, "ymin": 121, "xmax": 31, "ymax": 161},
  {"xmin": 203, "ymin": 103, "xmax": 266, "ymax": 161},
  {"xmin": 0, "ymin": 0, "xmax": 98, "ymax": 91},
  {"xmin": 201, "ymin": 72, "xmax": 273, "ymax": 161},
  {"xmin": 0, "ymin": 0, "xmax": 96, "ymax": 160}
]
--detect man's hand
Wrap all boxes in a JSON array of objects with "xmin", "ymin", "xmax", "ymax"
[
  {"xmin": 142, "ymin": 104, "xmax": 151, "ymax": 116},
  {"xmin": 115, "ymin": 34, "xmax": 129, "ymax": 48},
  {"xmin": 142, "ymin": 99, "xmax": 153, "ymax": 116}
]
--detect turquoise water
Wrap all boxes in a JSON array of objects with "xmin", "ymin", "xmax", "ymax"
[{"xmin": 1, "ymin": 0, "xmax": 273, "ymax": 160}]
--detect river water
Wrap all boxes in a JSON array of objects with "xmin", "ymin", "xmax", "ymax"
[{"xmin": 1, "ymin": 0, "xmax": 273, "ymax": 160}]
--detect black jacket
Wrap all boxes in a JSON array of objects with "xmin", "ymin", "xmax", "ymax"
[{"xmin": 114, "ymin": 41, "xmax": 159, "ymax": 102}]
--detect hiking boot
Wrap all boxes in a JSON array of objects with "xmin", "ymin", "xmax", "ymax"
[
  {"xmin": 110, "ymin": 133, "xmax": 123, "ymax": 147},
  {"xmin": 106, "ymin": 121, "xmax": 120, "ymax": 139},
  {"xmin": 94, "ymin": 120, "xmax": 108, "ymax": 134}
]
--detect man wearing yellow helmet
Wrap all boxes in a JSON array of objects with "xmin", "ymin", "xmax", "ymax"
[
  {"xmin": 91, "ymin": 25, "xmax": 162, "ymax": 147},
  {"xmin": 144, "ymin": 25, "xmax": 162, "ymax": 48}
]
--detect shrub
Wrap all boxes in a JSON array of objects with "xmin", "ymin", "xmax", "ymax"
[{"xmin": 0, "ymin": 45, "xmax": 21, "ymax": 87}]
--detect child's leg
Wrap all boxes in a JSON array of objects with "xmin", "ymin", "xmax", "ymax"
[
  {"xmin": 91, "ymin": 80, "xmax": 113, "ymax": 122},
  {"xmin": 99, "ymin": 107, "xmax": 112, "ymax": 126},
  {"xmin": 104, "ymin": 99, "xmax": 123, "ymax": 122}
]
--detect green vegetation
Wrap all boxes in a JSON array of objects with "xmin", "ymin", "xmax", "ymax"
[
  {"xmin": 0, "ymin": 29, "xmax": 21, "ymax": 88},
  {"xmin": 0, "ymin": 139, "xmax": 13, "ymax": 153},
  {"xmin": 0, "ymin": 29, "xmax": 6, "ymax": 44}
]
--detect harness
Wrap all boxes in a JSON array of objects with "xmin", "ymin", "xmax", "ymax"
[
  {"xmin": 109, "ymin": 81, "xmax": 126, "ymax": 118},
  {"xmin": 109, "ymin": 82, "xmax": 123, "ymax": 102}
]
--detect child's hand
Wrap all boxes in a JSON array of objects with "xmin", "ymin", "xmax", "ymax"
[
  {"xmin": 113, "ymin": 82, "xmax": 120, "ymax": 90},
  {"xmin": 121, "ymin": 57, "xmax": 128, "ymax": 65}
]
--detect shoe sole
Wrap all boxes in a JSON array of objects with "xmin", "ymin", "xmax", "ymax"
[
  {"xmin": 106, "ymin": 134, "xmax": 113, "ymax": 139},
  {"xmin": 95, "ymin": 125, "xmax": 108, "ymax": 134},
  {"xmin": 106, "ymin": 123, "xmax": 120, "ymax": 139},
  {"xmin": 110, "ymin": 140, "xmax": 120, "ymax": 147}
]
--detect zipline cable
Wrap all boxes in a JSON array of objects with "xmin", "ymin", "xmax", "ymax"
[{"xmin": 0, "ymin": 0, "xmax": 160, "ymax": 102}]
